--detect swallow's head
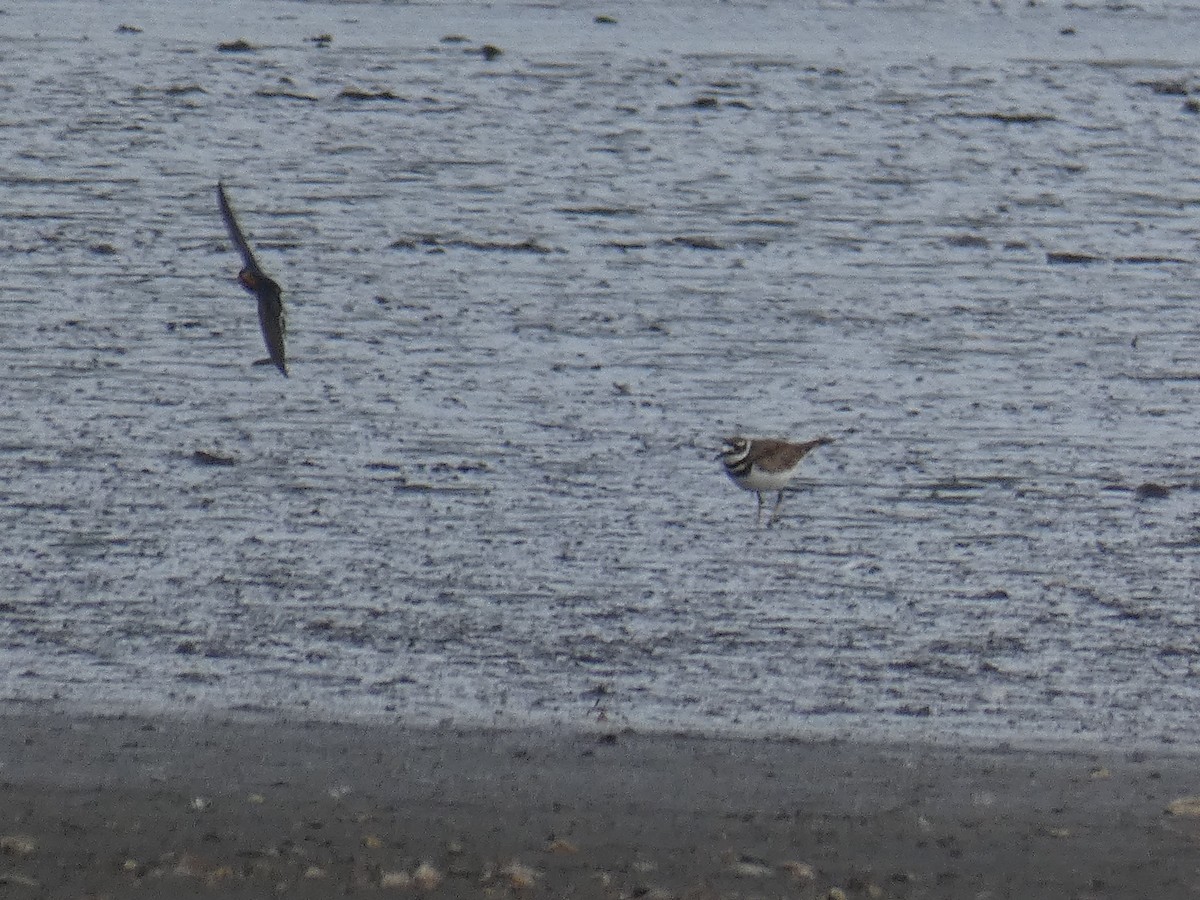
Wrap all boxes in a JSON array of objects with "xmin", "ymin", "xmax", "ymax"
[{"xmin": 238, "ymin": 268, "xmax": 281, "ymax": 300}]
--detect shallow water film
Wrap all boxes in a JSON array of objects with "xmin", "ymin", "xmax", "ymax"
[{"xmin": 5, "ymin": 0, "xmax": 1200, "ymax": 746}]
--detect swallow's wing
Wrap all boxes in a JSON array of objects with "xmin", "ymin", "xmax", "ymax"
[
  {"xmin": 216, "ymin": 182, "xmax": 263, "ymax": 275},
  {"xmin": 256, "ymin": 280, "xmax": 288, "ymax": 377}
]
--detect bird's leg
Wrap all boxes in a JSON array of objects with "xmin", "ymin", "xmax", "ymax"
[
  {"xmin": 768, "ymin": 490, "xmax": 785, "ymax": 527},
  {"xmin": 755, "ymin": 492, "xmax": 764, "ymax": 525}
]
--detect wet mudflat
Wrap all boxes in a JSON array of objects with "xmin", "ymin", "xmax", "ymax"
[
  {"xmin": 5, "ymin": 713, "xmax": 1200, "ymax": 899},
  {"xmin": 3, "ymin": 0, "xmax": 1200, "ymax": 746}
]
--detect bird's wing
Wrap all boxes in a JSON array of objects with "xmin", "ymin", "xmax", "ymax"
[
  {"xmin": 784, "ymin": 436, "xmax": 834, "ymax": 465},
  {"xmin": 750, "ymin": 437, "xmax": 830, "ymax": 468},
  {"xmin": 216, "ymin": 182, "xmax": 263, "ymax": 275},
  {"xmin": 744, "ymin": 438, "xmax": 793, "ymax": 465},
  {"xmin": 256, "ymin": 281, "xmax": 288, "ymax": 377}
]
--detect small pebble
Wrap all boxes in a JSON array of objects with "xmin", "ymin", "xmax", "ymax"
[
  {"xmin": 780, "ymin": 860, "xmax": 816, "ymax": 881},
  {"xmin": 1135, "ymin": 482, "xmax": 1170, "ymax": 499},
  {"xmin": 217, "ymin": 38, "xmax": 256, "ymax": 52},
  {"xmin": 412, "ymin": 862, "xmax": 442, "ymax": 890},
  {"xmin": 1166, "ymin": 796, "xmax": 1200, "ymax": 816},
  {"xmin": 730, "ymin": 859, "xmax": 773, "ymax": 878},
  {"xmin": 0, "ymin": 835, "xmax": 36, "ymax": 856},
  {"xmin": 500, "ymin": 860, "xmax": 538, "ymax": 889},
  {"xmin": 0, "ymin": 873, "xmax": 38, "ymax": 888},
  {"xmin": 380, "ymin": 870, "xmax": 410, "ymax": 888}
]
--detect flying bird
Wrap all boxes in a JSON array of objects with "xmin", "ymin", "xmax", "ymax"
[{"xmin": 216, "ymin": 182, "xmax": 288, "ymax": 377}]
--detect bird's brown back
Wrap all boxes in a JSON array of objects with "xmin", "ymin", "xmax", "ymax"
[{"xmin": 747, "ymin": 436, "xmax": 833, "ymax": 473}]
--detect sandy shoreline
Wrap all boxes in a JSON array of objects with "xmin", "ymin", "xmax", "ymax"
[{"xmin": 0, "ymin": 711, "xmax": 1197, "ymax": 898}]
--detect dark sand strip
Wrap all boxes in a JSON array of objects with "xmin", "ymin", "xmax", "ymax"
[{"xmin": 0, "ymin": 712, "xmax": 1198, "ymax": 898}]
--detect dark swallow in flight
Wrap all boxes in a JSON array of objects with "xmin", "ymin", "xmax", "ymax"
[{"xmin": 216, "ymin": 182, "xmax": 288, "ymax": 377}]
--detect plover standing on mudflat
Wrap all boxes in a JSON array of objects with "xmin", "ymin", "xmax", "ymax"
[
  {"xmin": 719, "ymin": 435, "xmax": 833, "ymax": 526},
  {"xmin": 216, "ymin": 182, "xmax": 288, "ymax": 377}
]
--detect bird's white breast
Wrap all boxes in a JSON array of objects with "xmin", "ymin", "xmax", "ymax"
[{"xmin": 728, "ymin": 464, "xmax": 795, "ymax": 492}]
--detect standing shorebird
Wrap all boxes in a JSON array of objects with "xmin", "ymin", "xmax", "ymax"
[
  {"xmin": 216, "ymin": 182, "xmax": 288, "ymax": 377},
  {"xmin": 719, "ymin": 435, "xmax": 833, "ymax": 526}
]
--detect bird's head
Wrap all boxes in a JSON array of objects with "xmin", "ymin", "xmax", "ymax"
[{"xmin": 717, "ymin": 436, "xmax": 749, "ymax": 463}]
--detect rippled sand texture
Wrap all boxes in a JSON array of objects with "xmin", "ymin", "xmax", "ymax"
[{"xmin": 4, "ymin": 0, "xmax": 1200, "ymax": 744}]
